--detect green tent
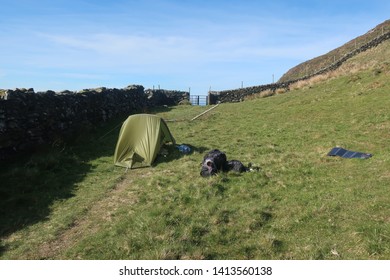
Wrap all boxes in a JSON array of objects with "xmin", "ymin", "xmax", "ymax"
[{"xmin": 114, "ymin": 114, "xmax": 176, "ymax": 169}]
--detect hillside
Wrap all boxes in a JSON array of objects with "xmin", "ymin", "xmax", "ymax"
[
  {"xmin": 279, "ymin": 19, "xmax": 390, "ymax": 82},
  {"xmin": 1, "ymin": 38, "xmax": 389, "ymax": 260}
]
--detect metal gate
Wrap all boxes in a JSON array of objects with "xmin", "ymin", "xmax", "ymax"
[{"xmin": 189, "ymin": 95, "xmax": 208, "ymax": 106}]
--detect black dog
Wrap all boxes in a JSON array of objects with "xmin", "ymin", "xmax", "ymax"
[
  {"xmin": 200, "ymin": 149, "xmax": 248, "ymax": 177},
  {"xmin": 226, "ymin": 160, "xmax": 248, "ymax": 173}
]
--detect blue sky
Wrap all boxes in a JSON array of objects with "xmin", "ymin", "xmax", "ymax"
[{"xmin": 1, "ymin": 0, "xmax": 389, "ymax": 95}]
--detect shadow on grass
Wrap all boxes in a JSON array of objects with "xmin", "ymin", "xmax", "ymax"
[
  {"xmin": 0, "ymin": 106, "xmax": 176, "ymax": 237},
  {"xmin": 0, "ymin": 107, "xmax": 195, "ymax": 245},
  {"xmin": 0, "ymin": 117, "xmax": 124, "ymax": 240}
]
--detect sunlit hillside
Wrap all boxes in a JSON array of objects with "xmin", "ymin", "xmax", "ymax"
[
  {"xmin": 1, "ymin": 36, "xmax": 389, "ymax": 259},
  {"xmin": 279, "ymin": 19, "xmax": 390, "ymax": 82}
]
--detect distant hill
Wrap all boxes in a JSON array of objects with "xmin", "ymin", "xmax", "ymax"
[{"xmin": 279, "ymin": 19, "xmax": 390, "ymax": 82}]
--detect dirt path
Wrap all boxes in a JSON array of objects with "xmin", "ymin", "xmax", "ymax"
[{"xmin": 37, "ymin": 174, "xmax": 140, "ymax": 259}]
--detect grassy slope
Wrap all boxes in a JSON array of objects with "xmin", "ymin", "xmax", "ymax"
[
  {"xmin": 1, "ymin": 47, "xmax": 389, "ymax": 260},
  {"xmin": 279, "ymin": 19, "xmax": 390, "ymax": 82}
]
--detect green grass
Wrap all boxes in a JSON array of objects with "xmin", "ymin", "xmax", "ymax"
[{"xmin": 1, "ymin": 66, "xmax": 390, "ymax": 259}]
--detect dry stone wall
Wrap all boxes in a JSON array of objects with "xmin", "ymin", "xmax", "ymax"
[
  {"xmin": 0, "ymin": 85, "xmax": 189, "ymax": 159},
  {"xmin": 145, "ymin": 89, "xmax": 190, "ymax": 106},
  {"xmin": 209, "ymin": 31, "xmax": 390, "ymax": 104}
]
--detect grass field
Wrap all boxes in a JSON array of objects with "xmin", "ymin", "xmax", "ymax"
[{"xmin": 1, "ymin": 49, "xmax": 390, "ymax": 260}]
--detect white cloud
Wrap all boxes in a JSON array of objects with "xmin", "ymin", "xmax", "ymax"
[
  {"xmin": 35, "ymin": 15, "xmax": 352, "ymax": 72},
  {"xmin": 39, "ymin": 32, "xmax": 202, "ymax": 66}
]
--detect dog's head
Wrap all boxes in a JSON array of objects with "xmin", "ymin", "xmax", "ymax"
[{"xmin": 200, "ymin": 158, "xmax": 218, "ymax": 177}]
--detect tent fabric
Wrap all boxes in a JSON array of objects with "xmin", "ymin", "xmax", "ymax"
[
  {"xmin": 327, "ymin": 147, "xmax": 372, "ymax": 159},
  {"xmin": 114, "ymin": 114, "xmax": 175, "ymax": 168}
]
